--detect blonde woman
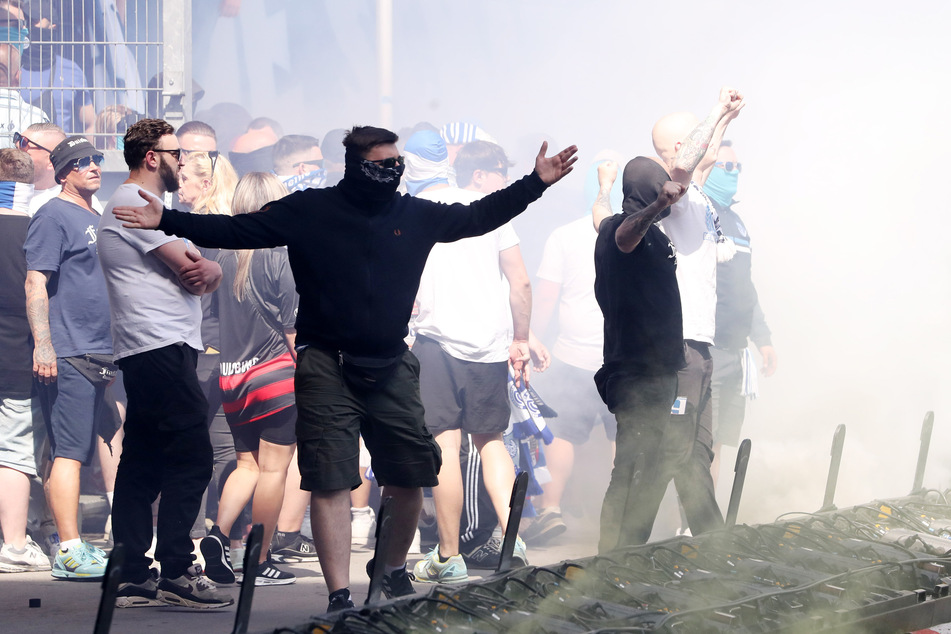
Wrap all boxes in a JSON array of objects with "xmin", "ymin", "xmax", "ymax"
[
  {"xmin": 199, "ymin": 173, "xmax": 300, "ymax": 586},
  {"xmin": 178, "ymin": 151, "xmax": 238, "ymax": 216}
]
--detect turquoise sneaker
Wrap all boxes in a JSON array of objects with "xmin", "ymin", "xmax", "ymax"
[
  {"xmin": 412, "ymin": 547, "xmax": 468, "ymax": 583},
  {"xmin": 52, "ymin": 541, "xmax": 107, "ymax": 580},
  {"xmin": 513, "ymin": 536, "xmax": 529, "ymax": 568}
]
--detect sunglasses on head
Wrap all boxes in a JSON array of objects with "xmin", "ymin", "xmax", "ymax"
[
  {"xmin": 366, "ymin": 155, "xmax": 404, "ymax": 169},
  {"xmin": 73, "ymin": 155, "xmax": 105, "ymax": 171},
  {"xmin": 13, "ymin": 131, "xmax": 52, "ymax": 154},
  {"xmin": 715, "ymin": 161, "xmax": 742, "ymax": 172},
  {"xmin": 182, "ymin": 149, "xmax": 219, "ymax": 175}
]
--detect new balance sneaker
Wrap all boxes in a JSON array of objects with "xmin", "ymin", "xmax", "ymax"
[
  {"xmin": 522, "ymin": 507, "xmax": 567, "ymax": 545},
  {"xmin": 366, "ymin": 559, "xmax": 416, "ymax": 598},
  {"xmin": 52, "ymin": 541, "xmax": 107, "ymax": 580},
  {"xmin": 412, "ymin": 547, "xmax": 468, "ymax": 584},
  {"xmin": 0, "ymin": 537, "xmax": 51, "ymax": 572},
  {"xmin": 327, "ymin": 588, "xmax": 355, "ymax": 612},
  {"xmin": 254, "ymin": 554, "xmax": 295, "ymax": 586},
  {"xmin": 158, "ymin": 564, "xmax": 234, "ymax": 609},
  {"xmin": 116, "ymin": 569, "xmax": 163, "ymax": 608},
  {"xmin": 270, "ymin": 531, "xmax": 319, "ymax": 562},
  {"xmin": 351, "ymin": 506, "xmax": 376, "ymax": 549},
  {"xmin": 461, "ymin": 534, "xmax": 528, "ymax": 569},
  {"xmin": 199, "ymin": 525, "xmax": 235, "ymax": 584},
  {"xmin": 461, "ymin": 536, "xmax": 501, "ymax": 570}
]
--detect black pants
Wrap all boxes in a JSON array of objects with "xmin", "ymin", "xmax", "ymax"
[
  {"xmin": 113, "ymin": 344, "xmax": 212, "ymax": 582},
  {"xmin": 599, "ymin": 343, "xmax": 722, "ymax": 552}
]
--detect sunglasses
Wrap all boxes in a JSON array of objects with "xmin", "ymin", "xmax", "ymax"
[
  {"xmin": 366, "ymin": 155, "xmax": 404, "ymax": 169},
  {"xmin": 152, "ymin": 148, "xmax": 182, "ymax": 161},
  {"xmin": 13, "ymin": 131, "xmax": 52, "ymax": 153},
  {"xmin": 292, "ymin": 157, "xmax": 324, "ymax": 169},
  {"xmin": 72, "ymin": 155, "xmax": 105, "ymax": 171},
  {"xmin": 484, "ymin": 165, "xmax": 509, "ymax": 178},
  {"xmin": 715, "ymin": 161, "xmax": 742, "ymax": 172},
  {"xmin": 182, "ymin": 149, "xmax": 219, "ymax": 175}
]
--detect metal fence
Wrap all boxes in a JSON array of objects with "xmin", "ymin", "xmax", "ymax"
[{"xmin": 3, "ymin": 0, "xmax": 189, "ymax": 171}]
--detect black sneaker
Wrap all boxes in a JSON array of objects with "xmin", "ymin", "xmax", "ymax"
[
  {"xmin": 366, "ymin": 558, "xmax": 415, "ymax": 599},
  {"xmin": 271, "ymin": 531, "xmax": 319, "ymax": 562},
  {"xmin": 158, "ymin": 564, "xmax": 234, "ymax": 609},
  {"xmin": 254, "ymin": 554, "xmax": 296, "ymax": 586},
  {"xmin": 116, "ymin": 569, "xmax": 163, "ymax": 608},
  {"xmin": 327, "ymin": 588, "xmax": 354, "ymax": 612},
  {"xmin": 199, "ymin": 525, "xmax": 235, "ymax": 584},
  {"xmin": 461, "ymin": 537, "xmax": 501, "ymax": 570},
  {"xmin": 522, "ymin": 507, "xmax": 567, "ymax": 545}
]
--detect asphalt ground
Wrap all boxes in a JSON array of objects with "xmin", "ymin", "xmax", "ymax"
[{"xmin": 0, "ymin": 517, "xmax": 602, "ymax": 634}]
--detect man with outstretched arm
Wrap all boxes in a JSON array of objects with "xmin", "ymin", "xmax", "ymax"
[
  {"xmin": 115, "ymin": 125, "xmax": 577, "ymax": 612},
  {"xmin": 592, "ymin": 88, "xmax": 742, "ymax": 551}
]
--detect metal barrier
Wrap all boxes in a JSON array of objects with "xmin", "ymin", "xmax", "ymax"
[{"xmin": 3, "ymin": 0, "xmax": 189, "ymax": 171}]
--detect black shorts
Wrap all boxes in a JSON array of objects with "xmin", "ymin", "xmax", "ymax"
[
  {"xmin": 229, "ymin": 404, "xmax": 297, "ymax": 453},
  {"xmin": 294, "ymin": 346, "xmax": 441, "ymax": 492},
  {"xmin": 413, "ymin": 335, "xmax": 510, "ymax": 435}
]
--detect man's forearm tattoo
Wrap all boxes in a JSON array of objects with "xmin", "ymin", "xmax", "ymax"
[{"xmin": 676, "ymin": 112, "xmax": 719, "ymax": 174}]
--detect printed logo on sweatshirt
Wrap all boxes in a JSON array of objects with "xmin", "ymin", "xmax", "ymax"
[{"xmin": 220, "ymin": 357, "xmax": 260, "ymax": 376}]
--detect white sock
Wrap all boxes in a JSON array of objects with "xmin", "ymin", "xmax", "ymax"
[{"xmin": 59, "ymin": 538, "xmax": 82, "ymax": 551}]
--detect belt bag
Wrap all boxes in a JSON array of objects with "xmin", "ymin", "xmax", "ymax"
[
  {"xmin": 339, "ymin": 351, "xmax": 402, "ymax": 391},
  {"xmin": 64, "ymin": 353, "xmax": 118, "ymax": 387}
]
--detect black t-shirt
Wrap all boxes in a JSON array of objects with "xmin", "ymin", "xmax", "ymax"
[
  {"xmin": 594, "ymin": 157, "xmax": 685, "ymax": 377},
  {"xmin": 0, "ymin": 215, "xmax": 33, "ymax": 396},
  {"xmin": 216, "ymin": 247, "xmax": 299, "ymax": 370}
]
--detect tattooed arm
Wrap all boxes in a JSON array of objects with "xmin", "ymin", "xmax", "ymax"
[
  {"xmin": 670, "ymin": 87, "xmax": 744, "ymax": 187},
  {"xmin": 614, "ymin": 181, "xmax": 686, "ymax": 253},
  {"xmin": 25, "ymin": 270, "xmax": 57, "ymax": 384}
]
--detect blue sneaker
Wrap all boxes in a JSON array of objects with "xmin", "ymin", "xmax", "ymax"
[
  {"xmin": 52, "ymin": 541, "xmax": 107, "ymax": 580},
  {"xmin": 412, "ymin": 547, "xmax": 468, "ymax": 584},
  {"xmin": 513, "ymin": 536, "xmax": 529, "ymax": 568}
]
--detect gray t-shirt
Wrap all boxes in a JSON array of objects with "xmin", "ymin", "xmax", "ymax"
[{"xmin": 98, "ymin": 184, "xmax": 202, "ymax": 361}]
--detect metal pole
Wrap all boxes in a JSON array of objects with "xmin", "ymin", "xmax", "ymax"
[
  {"xmin": 725, "ymin": 439, "xmax": 752, "ymax": 528},
  {"xmin": 820, "ymin": 424, "xmax": 846, "ymax": 512},
  {"xmin": 376, "ymin": 0, "xmax": 393, "ymax": 128},
  {"xmin": 911, "ymin": 411, "xmax": 935, "ymax": 495}
]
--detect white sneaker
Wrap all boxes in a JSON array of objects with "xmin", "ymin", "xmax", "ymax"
[
  {"xmin": 0, "ymin": 537, "xmax": 52, "ymax": 572},
  {"xmin": 351, "ymin": 506, "xmax": 376, "ymax": 548},
  {"xmin": 408, "ymin": 528, "xmax": 422, "ymax": 555}
]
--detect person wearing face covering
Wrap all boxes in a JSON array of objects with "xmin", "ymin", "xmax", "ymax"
[
  {"xmin": 111, "ymin": 124, "xmax": 578, "ymax": 613},
  {"xmin": 703, "ymin": 141, "xmax": 777, "ymax": 484},
  {"xmin": 591, "ymin": 89, "xmax": 743, "ymax": 553}
]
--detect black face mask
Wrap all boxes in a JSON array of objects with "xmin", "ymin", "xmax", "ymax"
[{"xmin": 339, "ymin": 152, "xmax": 404, "ymax": 208}]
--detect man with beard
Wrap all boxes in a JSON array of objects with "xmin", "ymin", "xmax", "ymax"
[
  {"xmin": 113, "ymin": 125, "xmax": 577, "ymax": 611},
  {"xmin": 97, "ymin": 119, "xmax": 231, "ymax": 609}
]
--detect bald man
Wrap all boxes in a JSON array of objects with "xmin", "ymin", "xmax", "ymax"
[
  {"xmin": 591, "ymin": 87, "xmax": 742, "ymax": 550},
  {"xmin": 654, "ymin": 88, "xmax": 744, "ymax": 535}
]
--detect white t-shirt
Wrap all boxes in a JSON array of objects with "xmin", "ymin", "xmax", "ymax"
[
  {"xmin": 413, "ymin": 187, "xmax": 518, "ymax": 363},
  {"xmin": 97, "ymin": 184, "xmax": 202, "ymax": 360},
  {"xmin": 0, "ymin": 89, "xmax": 49, "ymax": 149},
  {"xmin": 658, "ymin": 183, "xmax": 718, "ymax": 344},
  {"xmin": 536, "ymin": 215, "xmax": 604, "ymax": 372}
]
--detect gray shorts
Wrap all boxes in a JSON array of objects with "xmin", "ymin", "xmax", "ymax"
[
  {"xmin": 0, "ymin": 395, "xmax": 42, "ymax": 476},
  {"xmin": 530, "ymin": 361, "xmax": 615, "ymax": 445}
]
